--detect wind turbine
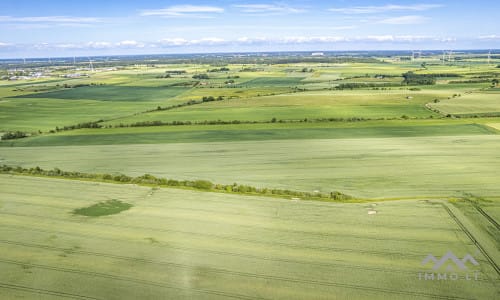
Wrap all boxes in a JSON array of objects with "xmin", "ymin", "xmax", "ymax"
[
  {"xmin": 447, "ymin": 50, "xmax": 453, "ymax": 62},
  {"xmin": 411, "ymin": 50, "xmax": 422, "ymax": 61},
  {"xmin": 487, "ymin": 50, "xmax": 491, "ymax": 65},
  {"xmin": 88, "ymin": 57, "xmax": 94, "ymax": 72}
]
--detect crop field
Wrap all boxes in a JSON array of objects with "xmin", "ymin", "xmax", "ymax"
[
  {"xmin": 428, "ymin": 91, "xmax": 500, "ymax": 116},
  {"xmin": 0, "ymin": 175, "xmax": 498, "ymax": 300},
  {"xmin": 1, "ymin": 52, "xmax": 499, "ymax": 299},
  {"xmin": 1, "ymin": 134, "xmax": 499, "ymax": 199},
  {"xmin": 106, "ymin": 90, "xmax": 443, "ymax": 125},
  {"xmin": 0, "ymin": 119, "xmax": 495, "ymax": 147}
]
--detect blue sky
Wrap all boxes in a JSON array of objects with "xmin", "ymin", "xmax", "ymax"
[{"xmin": 0, "ymin": 1, "xmax": 499, "ymax": 58}]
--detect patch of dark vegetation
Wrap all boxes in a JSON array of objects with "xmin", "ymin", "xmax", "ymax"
[
  {"xmin": 448, "ymin": 79, "xmax": 491, "ymax": 84},
  {"xmin": 192, "ymin": 73, "xmax": 209, "ymax": 79},
  {"xmin": 208, "ymin": 67, "xmax": 230, "ymax": 72},
  {"xmin": 60, "ymin": 83, "xmax": 105, "ymax": 89},
  {"xmin": 449, "ymin": 112, "xmax": 500, "ymax": 118},
  {"xmin": 111, "ymin": 116, "xmax": 432, "ymax": 129},
  {"xmin": 49, "ymin": 121, "xmax": 104, "ymax": 133},
  {"xmin": 165, "ymin": 70, "xmax": 187, "ymax": 75},
  {"xmin": 73, "ymin": 199, "xmax": 132, "ymax": 217},
  {"xmin": 334, "ymin": 83, "xmax": 398, "ymax": 90},
  {"xmin": 1, "ymin": 131, "xmax": 28, "ymax": 140},
  {"xmin": 0, "ymin": 165, "xmax": 354, "ymax": 202},
  {"xmin": 428, "ymin": 73, "xmax": 462, "ymax": 78},
  {"xmin": 402, "ymin": 71, "xmax": 436, "ymax": 85}
]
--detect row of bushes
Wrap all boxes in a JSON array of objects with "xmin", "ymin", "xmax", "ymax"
[
  {"xmin": 1, "ymin": 131, "xmax": 28, "ymax": 140},
  {"xmin": 402, "ymin": 71, "xmax": 436, "ymax": 85},
  {"xmin": 335, "ymin": 83, "xmax": 397, "ymax": 90},
  {"xmin": 0, "ymin": 165, "xmax": 354, "ymax": 202},
  {"xmin": 114, "ymin": 115, "xmax": 428, "ymax": 128},
  {"xmin": 52, "ymin": 121, "xmax": 103, "ymax": 132}
]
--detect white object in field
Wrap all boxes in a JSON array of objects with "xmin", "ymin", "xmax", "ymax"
[{"xmin": 368, "ymin": 210, "xmax": 377, "ymax": 215}]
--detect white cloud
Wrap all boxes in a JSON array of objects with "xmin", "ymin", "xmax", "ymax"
[
  {"xmin": 117, "ymin": 40, "xmax": 145, "ymax": 48},
  {"xmin": 0, "ymin": 16, "xmax": 102, "ymax": 23},
  {"xmin": 234, "ymin": 4, "xmax": 305, "ymax": 14},
  {"xmin": 0, "ymin": 15, "xmax": 103, "ymax": 27},
  {"xmin": 140, "ymin": 5, "xmax": 224, "ymax": 18},
  {"xmin": 158, "ymin": 38, "xmax": 190, "ymax": 46},
  {"xmin": 158, "ymin": 37, "xmax": 226, "ymax": 46},
  {"xmin": 329, "ymin": 4, "xmax": 443, "ymax": 14},
  {"xmin": 191, "ymin": 37, "xmax": 226, "ymax": 45},
  {"xmin": 378, "ymin": 15, "xmax": 427, "ymax": 25},
  {"xmin": 478, "ymin": 35, "xmax": 500, "ymax": 40},
  {"xmin": 0, "ymin": 35, "xmax": 470, "ymax": 55}
]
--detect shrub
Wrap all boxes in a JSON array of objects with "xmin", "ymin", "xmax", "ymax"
[
  {"xmin": 1, "ymin": 131, "xmax": 28, "ymax": 140},
  {"xmin": 192, "ymin": 180, "xmax": 213, "ymax": 190}
]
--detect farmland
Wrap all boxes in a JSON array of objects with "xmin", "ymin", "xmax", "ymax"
[
  {"xmin": 0, "ymin": 175, "xmax": 498, "ymax": 300},
  {"xmin": 1, "ymin": 51, "xmax": 499, "ymax": 299}
]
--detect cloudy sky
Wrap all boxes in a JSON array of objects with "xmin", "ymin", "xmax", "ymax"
[{"xmin": 0, "ymin": 0, "xmax": 498, "ymax": 58}]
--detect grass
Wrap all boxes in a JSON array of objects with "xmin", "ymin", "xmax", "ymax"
[
  {"xmin": 0, "ymin": 120, "xmax": 496, "ymax": 147},
  {"xmin": 2, "ymin": 62, "xmax": 498, "ymax": 132},
  {"xmin": 73, "ymin": 199, "xmax": 133, "ymax": 217},
  {"xmin": 104, "ymin": 89, "xmax": 447, "ymax": 125},
  {"xmin": 1, "ymin": 134, "xmax": 499, "ymax": 199},
  {"xmin": 18, "ymin": 86, "xmax": 189, "ymax": 102},
  {"xmin": 1, "ymin": 59, "xmax": 499, "ymax": 300},
  {"xmin": 0, "ymin": 175, "xmax": 498, "ymax": 300},
  {"xmin": 428, "ymin": 91, "xmax": 500, "ymax": 116}
]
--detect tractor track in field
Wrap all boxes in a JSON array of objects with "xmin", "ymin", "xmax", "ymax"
[
  {"xmin": 0, "ymin": 282, "xmax": 102, "ymax": 300},
  {"xmin": 440, "ymin": 203, "xmax": 500, "ymax": 277},
  {"xmin": 2, "ymin": 198, "xmax": 462, "ymax": 232},
  {"xmin": 3, "ymin": 223, "xmax": 491, "ymax": 282},
  {"xmin": 0, "ymin": 207, "xmax": 467, "ymax": 246},
  {"xmin": 0, "ymin": 260, "xmax": 269, "ymax": 300},
  {"xmin": 463, "ymin": 199, "xmax": 500, "ymax": 231},
  {"xmin": 474, "ymin": 205, "xmax": 500, "ymax": 230},
  {"xmin": 0, "ymin": 211, "xmax": 469, "ymax": 260},
  {"xmin": 0, "ymin": 255, "xmax": 471, "ymax": 300}
]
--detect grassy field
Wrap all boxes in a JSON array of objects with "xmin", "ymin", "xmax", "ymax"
[
  {"xmin": 0, "ymin": 119, "xmax": 496, "ymax": 147},
  {"xmin": 105, "ymin": 90, "xmax": 443, "ymax": 125},
  {"xmin": 1, "ymin": 134, "xmax": 499, "ymax": 199},
  {"xmin": 1, "ymin": 56, "xmax": 499, "ymax": 299},
  {"xmin": 0, "ymin": 175, "xmax": 498, "ymax": 300},
  {"xmin": 1, "ymin": 62, "xmax": 498, "ymax": 132},
  {"xmin": 428, "ymin": 91, "xmax": 500, "ymax": 116}
]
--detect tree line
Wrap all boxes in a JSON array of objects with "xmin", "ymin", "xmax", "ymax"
[{"xmin": 0, "ymin": 165, "xmax": 354, "ymax": 202}]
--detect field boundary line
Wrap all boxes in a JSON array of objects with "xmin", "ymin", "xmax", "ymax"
[
  {"xmin": 3, "ymin": 199, "xmax": 465, "ymax": 243},
  {"xmin": 0, "ymin": 254, "xmax": 469, "ymax": 300},
  {"xmin": 440, "ymin": 202, "xmax": 500, "ymax": 277},
  {"xmin": 3, "ymin": 223, "xmax": 488, "ymax": 282},
  {"xmin": 0, "ymin": 211, "xmax": 464, "ymax": 260},
  {"xmin": 0, "ymin": 282, "xmax": 102, "ymax": 300},
  {"xmin": 0, "ymin": 260, "xmax": 270, "ymax": 300},
  {"xmin": 462, "ymin": 198, "xmax": 500, "ymax": 230}
]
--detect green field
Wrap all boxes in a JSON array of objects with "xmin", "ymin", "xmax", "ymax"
[
  {"xmin": 1, "ymin": 134, "xmax": 499, "ymax": 199},
  {"xmin": 1, "ymin": 55, "xmax": 499, "ymax": 299},
  {"xmin": 428, "ymin": 91, "xmax": 500, "ymax": 116},
  {"xmin": 0, "ymin": 175, "xmax": 498, "ymax": 300},
  {"xmin": 0, "ymin": 118, "xmax": 495, "ymax": 147},
  {"xmin": 106, "ymin": 90, "xmax": 442, "ymax": 125}
]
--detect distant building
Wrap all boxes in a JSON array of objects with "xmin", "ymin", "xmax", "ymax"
[{"xmin": 311, "ymin": 52, "xmax": 324, "ymax": 56}]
